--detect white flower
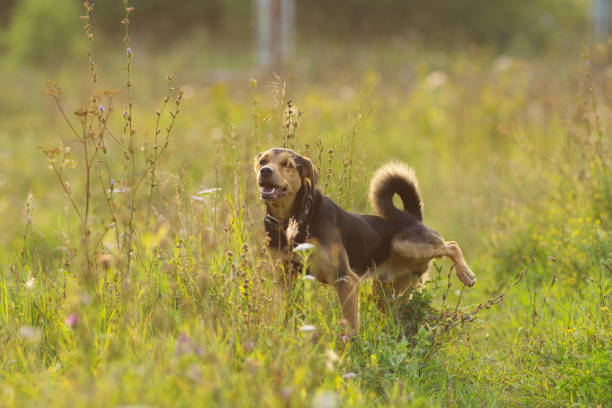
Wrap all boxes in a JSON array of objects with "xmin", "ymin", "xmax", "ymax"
[
  {"xmin": 191, "ymin": 196, "xmax": 206, "ymax": 203},
  {"xmin": 425, "ymin": 70, "xmax": 448, "ymax": 89},
  {"xmin": 302, "ymin": 275, "xmax": 316, "ymax": 281},
  {"xmin": 107, "ymin": 187, "xmax": 130, "ymax": 193},
  {"xmin": 25, "ymin": 277, "xmax": 35, "ymax": 289},
  {"xmin": 299, "ymin": 324, "xmax": 316, "ymax": 332},
  {"xmin": 311, "ymin": 391, "xmax": 338, "ymax": 408},
  {"xmin": 293, "ymin": 242, "xmax": 315, "ymax": 253},
  {"xmin": 18, "ymin": 326, "xmax": 41, "ymax": 342},
  {"xmin": 197, "ymin": 187, "xmax": 221, "ymax": 195},
  {"xmin": 342, "ymin": 372, "xmax": 357, "ymax": 379},
  {"xmin": 325, "ymin": 349, "xmax": 339, "ymax": 371},
  {"xmin": 326, "ymin": 349, "xmax": 339, "ymax": 362}
]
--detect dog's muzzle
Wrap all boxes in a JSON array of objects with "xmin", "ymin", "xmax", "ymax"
[{"xmin": 258, "ymin": 167, "xmax": 287, "ymax": 201}]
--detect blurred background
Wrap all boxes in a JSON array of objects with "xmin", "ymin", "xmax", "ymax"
[
  {"xmin": 0, "ymin": 0, "xmax": 603, "ymax": 72},
  {"xmin": 0, "ymin": 0, "xmax": 610, "ymax": 249}
]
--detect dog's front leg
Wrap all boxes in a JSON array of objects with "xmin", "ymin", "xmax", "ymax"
[
  {"xmin": 335, "ymin": 268, "xmax": 361, "ymax": 336},
  {"xmin": 313, "ymin": 247, "xmax": 361, "ymax": 336}
]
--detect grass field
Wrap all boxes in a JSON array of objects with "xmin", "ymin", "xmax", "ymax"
[{"xmin": 0, "ymin": 6, "xmax": 610, "ymax": 406}]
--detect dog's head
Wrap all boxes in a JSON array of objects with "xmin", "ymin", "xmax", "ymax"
[{"xmin": 254, "ymin": 148, "xmax": 318, "ymax": 216}]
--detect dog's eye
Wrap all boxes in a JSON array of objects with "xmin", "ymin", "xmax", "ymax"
[{"xmin": 259, "ymin": 159, "xmax": 267, "ymax": 166}]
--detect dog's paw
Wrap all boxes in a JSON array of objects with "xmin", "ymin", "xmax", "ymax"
[{"xmin": 456, "ymin": 264, "xmax": 476, "ymax": 287}]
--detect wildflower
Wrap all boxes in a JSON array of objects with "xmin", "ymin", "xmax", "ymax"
[
  {"xmin": 493, "ymin": 55, "xmax": 513, "ymax": 72},
  {"xmin": 209, "ymin": 127, "xmax": 222, "ymax": 141},
  {"xmin": 303, "ymin": 275, "xmax": 316, "ymax": 281},
  {"xmin": 98, "ymin": 105, "xmax": 104, "ymax": 114},
  {"xmin": 280, "ymin": 387, "xmax": 293, "ymax": 402},
  {"xmin": 18, "ymin": 326, "xmax": 41, "ymax": 342},
  {"xmin": 311, "ymin": 390, "xmax": 338, "ymax": 408},
  {"xmin": 191, "ymin": 196, "xmax": 206, "ymax": 203},
  {"xmin": 80, "ymin": 293, "xmax": 92, "ymax": 305},
  {"xmin": 126, "ymin": 47, "xmax": 132, "ymax": 57},
  {"xmin": 175, "ymin": 332, "xmax": 203, "ymax": 357},
  {"xmin": 299, "ymin": 324, "xmax": 316, "ymax": 332},
  {"xmin": 293, "ymin": 242, "xmax": 315, "ymax": 253},
  {"xmin": 64, "ymin": 314, "xmax": 78, "ymax": 328},
  {"xmin": 245, "ymin": 357, "xmax": 261, "ymax": 372},
  {"xmin": 196, "ymin": 187, "xmax": 221, "ymax": 195},
  {"xmin": 98, "ymin": 253, "xmax": 113, "ymax": 270},
  {"xmin": 25, "ymin": 277, "xmax": 35, "ymax": 290},
  {"xmin": 107, "ymin": 186, "xmax": 130, "ymax": 193},
  {"xmin": 186, "ymin": 363, "xmax": 202, "ymax": 382},
  {"xmin": 325, "ymin": 349, "xmax": 339, "ymax": 371},
  {"xmin": 425, "ymin": 70, "xmax": 448, "ymax": 89},
  {"xmin": 342, "ymin": 372, "xmax": 357, "ymax": 379}
]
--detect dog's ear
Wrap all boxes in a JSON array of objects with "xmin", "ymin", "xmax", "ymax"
[
  {"xmin": 297, "ymin": 155, "xmax": 318, "ymax": 187},
  {"xmin": 253, "ymin": 152, "xmax": 263, "ymax": 173}
]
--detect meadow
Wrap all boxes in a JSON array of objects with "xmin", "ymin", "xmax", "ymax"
[{"xmin": 0, "ymin": 4, "xmax": 610, "ymax": 407}]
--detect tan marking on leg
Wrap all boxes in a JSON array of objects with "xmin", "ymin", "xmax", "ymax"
[
  {"xmin": 443, "ymin": 241, "xmax": 475, "ymax": 287},
  {"xmin": 311, "ymin": 244, "xmax": 361, "ymax": 335},
  {"xmin": 392, "ymin": 238, "xmax": 476, "ymax": 287},
  {"xmin": 335, "ymin": 270, "xmax": 360, "ymax": 336}
]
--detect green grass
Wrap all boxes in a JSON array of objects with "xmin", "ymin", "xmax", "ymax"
[{"xmin": 0, "ymin": 8, "xmax": 610, "ymax": 406}]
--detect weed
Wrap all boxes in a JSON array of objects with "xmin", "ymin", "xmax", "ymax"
[{"xmin": 0, "ymin": 3, "xmax": 610, "ymax": 407}]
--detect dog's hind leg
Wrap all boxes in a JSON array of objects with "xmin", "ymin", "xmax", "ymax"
[
  {"xmin": 441, "ymin": 241, "xmax": 475, "ymax": 286},
  {"xmin": 391, "ymin": 229, "xmax": 476, "ymax": 287}
]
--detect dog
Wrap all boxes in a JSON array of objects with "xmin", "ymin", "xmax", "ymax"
[{"xmin": 254, "ymin": 148, "xmax": 475, "ymax": 335}]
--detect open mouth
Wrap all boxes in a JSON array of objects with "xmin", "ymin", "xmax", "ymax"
[{"xmin": 258, "ymin": 183, "xmax": 287, "ymax": 201}]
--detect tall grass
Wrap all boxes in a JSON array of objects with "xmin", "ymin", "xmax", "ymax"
[{"xmin": 0, "ymin": 3, "xmax": 610, "ymax": 407}]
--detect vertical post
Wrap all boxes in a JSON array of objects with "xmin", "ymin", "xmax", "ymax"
[
  {"xmin": 256, "ymin": 0, "xmax": 295, "ymax": 71},
  {"xmin": 270, "ymin": 0, "xmax": 282, "ymax": 69},
  {"xmin": 593, "ymin": 0, "xmax": 611, "ymax": 41},
  {"xmin": 281, "ymin": 0, "xmax": 295, "ymax": 63}
]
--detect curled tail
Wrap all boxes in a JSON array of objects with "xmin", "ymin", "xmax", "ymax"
[{"xmin": 368, "ymin": 162, "xmax": 423, "ymax": 221}]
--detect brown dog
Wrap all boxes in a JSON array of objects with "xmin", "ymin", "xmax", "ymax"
[{"xmin": 254, "ymin": 148, "xmax": 475, "ymax": 335}]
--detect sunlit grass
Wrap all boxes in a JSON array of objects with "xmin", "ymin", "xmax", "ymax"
[{"xmin": 0, "ymin": 5, "xmax": 610, "ymax": 406}]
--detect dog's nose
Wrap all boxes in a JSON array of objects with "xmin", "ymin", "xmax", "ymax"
[{"xmin": 259, "ymin": 167, "xmax": 273, "ymax": 177}]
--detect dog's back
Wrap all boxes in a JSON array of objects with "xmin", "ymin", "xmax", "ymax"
[{"xmin": 308, "ymin": 164, "xmax": 424, "ymax": 275}]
